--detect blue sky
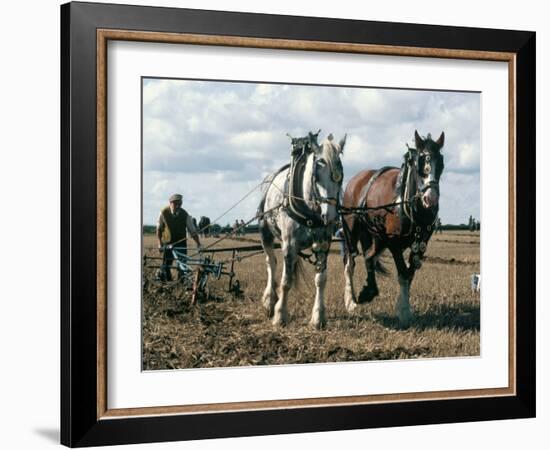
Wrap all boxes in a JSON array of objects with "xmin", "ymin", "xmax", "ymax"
[{"xmin": 142, "ymin": 78, "xmax": 480, "ymax": 226}]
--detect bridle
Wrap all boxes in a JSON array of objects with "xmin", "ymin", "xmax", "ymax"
[
  {"xmin": 391, "ymin": 145, "xmax": 442, "ymax": 268},
  {"xmin": 405, "ymin": 146, "xmax": 442, "ymax": 201},
  {"xmin": 399, "ymin": 146, "xmax": 442, "ymax": 232},
  {"xmin": 286, "ymin": 133, "xmax": 343, "ymax": 228},
  {"xmin": 311, "ymin": 155, "xmax": 343, "ymax": 209}
]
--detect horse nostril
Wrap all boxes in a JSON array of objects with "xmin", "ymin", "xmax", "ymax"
[
  {"xmin": 422, "ymin": 193, "xmax": 431, "ymax": 207},
  {"xmin": 423, "ymin": 191, "xmax": 438, "ymax": 208}
]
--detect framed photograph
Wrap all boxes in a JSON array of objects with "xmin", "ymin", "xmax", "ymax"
[{"xmin": 61, "ymin": 1, "xmax": 535, "ymax": 447}]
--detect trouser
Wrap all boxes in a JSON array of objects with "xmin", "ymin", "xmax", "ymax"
[{"xmin": 159, "ymin": 245, "xmax": 187, "ymax": 281}]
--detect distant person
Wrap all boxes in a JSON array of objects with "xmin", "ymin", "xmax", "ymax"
[
  {"xmin": 240, "ymin": 219, "xmax": 246, "ymax": 235},
  {"xmin": 198, "ymin": 216, "xmax": 211, "ymax": 238},
  {"xmin": 471, "ymin": 273, "xmax": 481, "ymax": 294},
  {"xmin": 436, "ymin": 217, "xmax": 443, "ymax": 234},
  {"xmin": 156, "ymin": 193, "xmax": 202, "ymax": 281}
]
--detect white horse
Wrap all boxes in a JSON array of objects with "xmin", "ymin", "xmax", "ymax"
[{"xmin": 258, "ymin": 131, "xmax": 346, "ymax": 328}]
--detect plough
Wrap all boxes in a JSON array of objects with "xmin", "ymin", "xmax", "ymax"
[{"xmin": 143, "ymin": 242, "xmax": 281, "ymax": 304}]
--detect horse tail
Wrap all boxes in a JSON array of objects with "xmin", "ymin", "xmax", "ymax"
[
  {"xmin": 374, "ymin": 258, "xmax": 390, "ymax": 276},
  {"xmin": 293, "ymin": 255, "xmax": 305, "ymax": 289}
]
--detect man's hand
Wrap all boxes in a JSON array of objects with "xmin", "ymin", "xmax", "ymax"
[
  {"xmin": 192, "ymin": 233, "xmax": 202, "ymax": 253},
  {"xmin": 158, "ymin": 243, "xmax": 164, "ymax": 254}
]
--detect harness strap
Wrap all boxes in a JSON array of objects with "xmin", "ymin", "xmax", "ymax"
[
  {"xmin": 256, "ymin": 163, "xmax": 289, "ymax": 218},
  {"xmin": 359, "ymin": 166, "xmax": 397, "ymax": 209}
]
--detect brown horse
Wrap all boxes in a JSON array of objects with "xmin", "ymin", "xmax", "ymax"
[{"xmin": 341, "ymin": 131, "xmax": 445, "ymax": 327}]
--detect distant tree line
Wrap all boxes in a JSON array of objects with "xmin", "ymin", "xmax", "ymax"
[{"xmin": 467, "ymin": 215, "xmax": 481, "ymax": 232}]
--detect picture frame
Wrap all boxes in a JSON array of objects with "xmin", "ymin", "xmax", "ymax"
[{"xmin": 61, "ymin": 1, "xmax": 535, "ymax": 447}]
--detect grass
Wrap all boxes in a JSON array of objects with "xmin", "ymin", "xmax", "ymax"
[{"xmin": 142, "ymin": 231, "xmax": 480, "ymax": 370}]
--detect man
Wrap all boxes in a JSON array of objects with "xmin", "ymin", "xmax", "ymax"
[{"xmin": 156, "ymin": 193, "xmax": 202, "ymax": 281}]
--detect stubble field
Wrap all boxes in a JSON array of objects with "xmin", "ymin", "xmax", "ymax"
[{"xmin": 142, "ymin": 231, "xmax": 480, "ymax": 370}]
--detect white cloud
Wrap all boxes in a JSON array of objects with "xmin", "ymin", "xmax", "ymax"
[
  {"xmin": 142, "ymin": 79, "xmax": 480, "ymax": 225},
  {"xmin": 456, "ymin": 142, "xmax": 479, "ymax": 171}
]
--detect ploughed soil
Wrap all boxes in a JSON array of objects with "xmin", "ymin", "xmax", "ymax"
[{"xmin": 142, "ymin": 231, "xmax": 480, "ymax": 370}]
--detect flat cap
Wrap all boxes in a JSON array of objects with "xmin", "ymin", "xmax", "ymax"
[{"xmin": 169, "ymin": 193, "xmax": 183, "ymax": 202}]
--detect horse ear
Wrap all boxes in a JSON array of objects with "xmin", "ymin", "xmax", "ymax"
[
  {"xmin": 414, "ymin": 130, "xmax": 424, "ymax": 149},
  {"xmin": 338, "ymin": 134, "xmax": 347, "ymax": 153},
  {"xmin": 436, "ymin": 132, "xmax": 445, "ymax": 148},
  {"xmin": 310, "ymin": 129, "xmax": 321, "ymax": 139}
]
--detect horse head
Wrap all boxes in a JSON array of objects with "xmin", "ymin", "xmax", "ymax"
[
  {"xmin": 312, "ymin": 133, "xmax": 346, "ymax": 226},
  {"xmin": 413, "ymin": 130, "xmax": 445, "ymax": 210}
]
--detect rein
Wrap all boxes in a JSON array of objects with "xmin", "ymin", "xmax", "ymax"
[
  {"xmin": 263, "ymin": 133, "xmax": 344, "ymax": 272},
  {"xmin": 338, "ymin": 147, "xmax": 439, "ymax": 266}
]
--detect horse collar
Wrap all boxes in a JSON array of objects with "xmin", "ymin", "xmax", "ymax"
[{"xmin": 284, "ymin": 149, "xmax": 326, "ymax": 229}]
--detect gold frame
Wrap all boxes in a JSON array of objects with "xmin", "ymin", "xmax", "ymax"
[{"xmin": 96, "ymin": 29, "xmax": 516, "ymax": 420}]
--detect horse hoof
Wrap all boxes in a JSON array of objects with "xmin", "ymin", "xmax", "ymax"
[
  {"xmin": 345, "ymin": 300, "xmax": 357, "ymax": 313},
  {"xmin": 310, "ymin": 319, "xmax": 326, "ymax": 330},
  {"xmin": 398, "ymin": 318, "xmax": 411, "ymax": 329},
  {"xmin": 310, "ymin": 312, "xmax": 326, "ymax": 329},
  {"xmin": 344, "ymin": 290, "xmax": 357, "ymax": 311},
  {"xmin": 358, "ymin": 286, "xmax": 378, "ymax": 304},
  {"xmin": 262, "ymin": 295, "xmax": 277, "ymax": 318},
  {"xmin": 397, "ymin": 310, "xmax": 413, "ymax": 329},
  {"xmin": 272, "ymin": 311, "xmax": 288, "ymax": 327}
]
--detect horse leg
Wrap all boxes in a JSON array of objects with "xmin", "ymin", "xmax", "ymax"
[
  {"xmin": 343, "ymin": 225, "xmax": 359, "ymax": 311},
  {"xmin": 260, "ymin": 225, "xmax": 278, "ymax": 317},
  {"xmin": 273, "ymin": 243, "xmax": 295, "ymax": 327},
  {"xmin": 310, "ymin": 257, "xmax": 328, "ymax": 329},
  {"xmin": 358, "ymin": 236, "xmax": 381, "ymax": 303},
  {"xmin": 389, "ymin": 246, "xmax": 413, "ymax": 328},
  {"xmin": 261, "ymin": 245, "xmax": 278, "ymax": 318},
  {"xmin": 343, "ymin": 252, "xmax": 357, "ymax": 312}
]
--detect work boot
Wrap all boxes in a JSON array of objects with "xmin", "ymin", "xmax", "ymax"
[
  {"xmin": 155, "ymin": 267, "xmax": 172, "ymax": 282},
  {"xmin": 164, "ymin": 268, "xmax": 173, "ymax": 282}
]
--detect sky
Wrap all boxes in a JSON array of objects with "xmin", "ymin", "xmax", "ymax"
[{"xmin": 142, "ymin": 78, "xmax": 480, "ymax": 226}]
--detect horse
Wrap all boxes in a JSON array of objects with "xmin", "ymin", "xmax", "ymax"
[
  {"xmin": 341, "ymin": 130, "xmax": 445, "ymax": 327},
  {"xmin": 198, "ymin": 216, "xmax": 211, "ymax": 237},
  {"xmin": 258, "ymin": 131, "xmax": 346, "ymax": 328}
]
